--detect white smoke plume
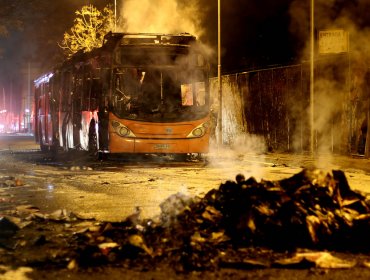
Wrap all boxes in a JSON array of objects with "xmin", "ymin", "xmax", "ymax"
[
  {"xmin": 119, "ymin": 0, "xmax": 204, "ymax": 38},
  {"xmin": 288, "ymin": 0, "xmax": 370, "ymax": 167}
]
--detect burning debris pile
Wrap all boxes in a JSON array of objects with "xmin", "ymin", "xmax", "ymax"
[
  {"xmin": 201, "ymin": 169, "xmax": 370, "ymax": 250},
  {"xmin": 1, "ymin": 169, "xmax": 370, "ymax": 272},
  {"xmin": 146, "ymin": 168, "xmax": 370, "ymax": 270}
]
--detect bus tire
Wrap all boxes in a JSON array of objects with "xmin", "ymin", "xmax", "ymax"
[
  {"xmin": 40, "ymin": 143, "xmax": 49, "ymax": 152},
  {"xmin": 97, "ymin": 152, "xmax": 106, "ymax": 161},
  {"xmin": 88, "ymin": 120, "xmax": 98, "ymax": 157},
  {"xmin": 50, "ymin": 138, "xmax": 60, "ymax": 157},
  {"xmin": 39, "ymin": 133, "xmax": 49, "ymax": 152}
]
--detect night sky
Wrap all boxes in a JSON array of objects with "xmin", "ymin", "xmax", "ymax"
[
  {"xmin": 0, "ymin": 0, "xmax": 370, "ymax": 110},
  {"xmin": 198, "ymin": 0, "xmax": 297, "ymax": 73},
  {"xmin": 0, "ymin": 0, "xmax": 299, "ymax": 83}
]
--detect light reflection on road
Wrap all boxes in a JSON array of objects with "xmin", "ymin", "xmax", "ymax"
[{"xmin": 1, "ymin": 135, "xmax": 370, "ymax": 222}]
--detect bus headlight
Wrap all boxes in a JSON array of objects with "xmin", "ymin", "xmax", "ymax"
[
  {"xmin": 119, "ymin": 127, "xmax": 130, "ymax": 137},
  {"xmin": 187, "ymin": 122, "xmax": 209, "ymax": 138},
  {"xmin": 111, "ymin": 120, "xmax": 136, "ymax": 138}
]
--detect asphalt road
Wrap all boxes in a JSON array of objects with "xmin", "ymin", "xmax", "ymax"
[
  {"xmin": 1, "ymin": 134, "xmax": 370, "ymax": 221},
  {"xmin": 1, "ymin": 134, "xmax": 370, "ymax": 280}
]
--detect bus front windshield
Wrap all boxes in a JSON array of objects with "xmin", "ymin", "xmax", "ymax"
[{"xmin": 111, "ymin": 67, "xmax": 208, "ymax": 122}]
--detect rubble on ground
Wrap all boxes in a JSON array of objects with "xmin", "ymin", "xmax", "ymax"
[
  {"xmin": 0, "ymin": 168, "xmax": 369, "ymax": 272},
  {"xmin": 0, "ymin": 176, "xmax": 23, "ymax": 187}
]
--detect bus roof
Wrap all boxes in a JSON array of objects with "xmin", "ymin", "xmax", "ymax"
[
  {"xmin": 34, "ymin": 32, "xmax": 200, "ymax": 80},
  {"xmin": 104, "ymin": 32, "xmax": 196, "ymax": 47}
]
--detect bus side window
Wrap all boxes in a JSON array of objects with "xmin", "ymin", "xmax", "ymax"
[
  {"xmin": 82, "ymin": 73, "xmax": 91, "ymax": 111},
  {"xmin": 101, "ymin": 68, "xmax": 110, "ymax": 106},
  {"xmin": 38, "ymin": 98, "xmax": 42, "ymax": 114},
  {"xmin": 61, "ymin": 72, "xmax": 72, "ymax": 112},
  {"xmin": 50, "ymin": 75, "xmax": 59, "ymax": 113},
  {"xmin": 90, "ymin": 78, "xmax": 100, "ymax": 111},
  {"xmin": 73, "ymin": 75, "xmax": 83, "ymax": 112}
]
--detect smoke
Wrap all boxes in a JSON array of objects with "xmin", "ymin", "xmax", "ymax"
[
  {"xmin": 289, "ymin": 0, "xmax": 370, "ymax": 61},
  {"xmin": 114, "ymin": 0, "xmax": 370, "ymax": 168},
  {"xmin": 119, "ymin": 0, "xmax": 204, "ymax": 37},
  {"xmin": 288, "ymin": 0, "xmax": 370, "ymax": 166},
  {"xmin": 208, "ymin": 133, "xmax": 267, "ymax": 181},
  {"xmin": 207, "ymin": 75, "xmax": 268, "ymax": 181}
]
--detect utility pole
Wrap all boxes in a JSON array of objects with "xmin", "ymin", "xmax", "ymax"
[
  {"xmin": 114, "ymin": 0, "xmax": 117, "ymax": 32},
  {"xmin": 217, "ymin": 0, "xmax": 223, "ymax": 146},
  {"xmin": 310, "ymin": 0, "xmax": 315, "ymax": 154}
]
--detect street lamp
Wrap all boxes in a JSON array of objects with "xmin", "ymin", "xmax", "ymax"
[
  {"xmin": 310, "ymin": 0, "xmax": 315, "ymax": 154},
  {"xmin": 217, "ymin": 0, "xmax": 223, "ymax": 146},
  {"xmin": 114, "ymin": 0, "xmax": 117, "ymax": 32}
]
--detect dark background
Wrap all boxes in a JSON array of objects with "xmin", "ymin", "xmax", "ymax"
[{"xmin": 0, "ymin": 0, "xmax": 369, "ymax": 111}]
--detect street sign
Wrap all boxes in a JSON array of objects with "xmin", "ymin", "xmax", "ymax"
[{"xmin": 318, "ymin": 30, "xmax": 349, "ymax": 54}]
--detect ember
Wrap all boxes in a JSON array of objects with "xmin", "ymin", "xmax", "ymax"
[{"xmin": 0, "ymin": 169, "xmax": 369, "ymax": 272}]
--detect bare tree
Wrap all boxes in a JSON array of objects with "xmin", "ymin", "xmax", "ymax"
[{"xmin": 59, "ymin": 5, "xmax": 115, "ymax": 57}]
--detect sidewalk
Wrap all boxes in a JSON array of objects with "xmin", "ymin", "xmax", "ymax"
[{"xmin": 0, "ymin": 133, "xmax": 38, "ymax": 151}]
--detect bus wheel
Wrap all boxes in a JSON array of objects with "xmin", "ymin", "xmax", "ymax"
[
  {"xmin": 88, "ymin": 120, "xmax": 99, "ymax": 158},
  {"xmin": 50, "ymin": 138, "xmax": 60, "ymax": 157},
  {"xmin": 40, "ymin": 143, "xmax": 49, "ymax": 152},
  {"xmin": 97, "ymin": 152, "xmax": 108, "ymax": 161},
  {"xmin": 39, "ymin": 135, "xmax": 49, "ymax": 153}
]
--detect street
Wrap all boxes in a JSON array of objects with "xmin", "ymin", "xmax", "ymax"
[
  {"xmin": 1, "ymin": 134, "xmax": 370, "ymax": 279},
  {"xmin": 2, "ymin": 134, "xmax": 370, "ymax": 221}
]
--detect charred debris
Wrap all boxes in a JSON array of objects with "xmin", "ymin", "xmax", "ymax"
[{"xmin": 1, "ymin": 168, "xmax": 370, "ymax": 272}]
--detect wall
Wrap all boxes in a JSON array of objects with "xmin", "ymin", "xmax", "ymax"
[{"xmin": 211, "ymin": 54, "xmax": 363, "ymax": 154}]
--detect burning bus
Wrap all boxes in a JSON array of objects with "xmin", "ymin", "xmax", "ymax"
[{"xmin": 34, "ymin": 32, "xmax": 211, "ymax": 159}]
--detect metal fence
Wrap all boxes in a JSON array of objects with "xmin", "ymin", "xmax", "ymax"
[{"xmin": 210, "ymin": 55, "xmax": 366, "ymax": 154}]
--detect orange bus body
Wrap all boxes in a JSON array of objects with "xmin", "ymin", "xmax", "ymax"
[
  {"xmin": 108, "ymin": 113, "xmax": 210, "ymax": 154},
  {"xmin": 34, "ymin": 33, "xmax": 210, "ymax": 157}
]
